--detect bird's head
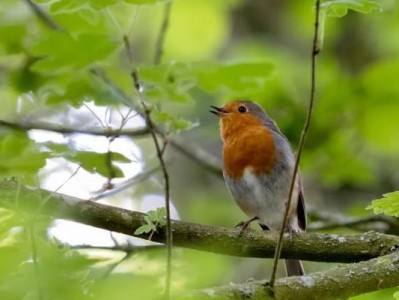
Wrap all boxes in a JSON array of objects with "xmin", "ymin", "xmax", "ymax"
[{"xmin": 210, "ymin": 100, "xmax": 269, "ymax": 140}]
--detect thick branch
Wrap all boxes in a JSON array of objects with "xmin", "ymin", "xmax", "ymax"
[
  {"xmin": 0, "ymin": 180, "xmax": 398, "ymax": 263},
  {"xmin": 185, "ymin": 250, "xmax": 399, "ymax": 300}
]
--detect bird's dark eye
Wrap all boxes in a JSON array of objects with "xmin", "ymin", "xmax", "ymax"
[{"xmin": 238, "ymin": 106, "xmax": 247, "ymax": 113}]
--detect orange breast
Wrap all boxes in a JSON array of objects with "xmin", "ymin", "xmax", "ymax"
[{"xmin": 223, "ymin": 125, "xmax": 277, "ymax": 179}]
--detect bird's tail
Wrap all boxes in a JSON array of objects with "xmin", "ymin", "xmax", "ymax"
[{"xmin": 284, "ymin": 259, "xmax": 305, "ymax": 277}]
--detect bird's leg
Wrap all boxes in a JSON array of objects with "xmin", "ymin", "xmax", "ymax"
[
  {"xmin": 285, "ymin": 227, "xmax": 301, "ymax": 242},
  {"xmin": 235, "ymin": 216, "xmax": 258, "ymax": 234}
]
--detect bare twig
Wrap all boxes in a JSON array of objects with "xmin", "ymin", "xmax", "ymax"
[
  {"xmin": 83, "ymin": 103, "xmax": 108, "ymax": 128},
  {"xmin": 68, "ymin": 244, "xmax": 164, "ymax": 252},
  {"xmin": 154, "ymin": 1, "xmax": 173, "ymax": 65},
  {"xmin": 23, "ymin": 0, "xmax": 64, "ymax": 31},
  {"xmin": 92, "ymin": 167, "xmax": 159, "ymax": 200},
  {"xmin": 269, "ymin": 0, "xmax": 321, "ymax": 288},
  {"xmin": 0, "ymin": 119, "xmax": 149, "ymax": 137},
  {"xmin": 123, "ymin": 34, "xmax": 134, "ymax": 64},
  {"xmin": 53, "ymin": 166, "xmax": 81, "ymax": 193},
  {"xmin": 132, "ymin": 71, "xmax": 173, "ymax": 299},
  {"xmin": 309, "ymin": 214, "xmax": 399, "ymax": 233},
  {"xmin": 169, "ymin": 136, "xmax": 223, "ymax": 177}
]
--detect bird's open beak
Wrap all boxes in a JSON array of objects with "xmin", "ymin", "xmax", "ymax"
[{"xmin": 209, "ymin": 105, "xmax": 228, "ymax": 117}]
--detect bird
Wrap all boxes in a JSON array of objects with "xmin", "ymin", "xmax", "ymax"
[{"xmin": 210, "ymin": 100, "xmax": 306, "ymax": 277}]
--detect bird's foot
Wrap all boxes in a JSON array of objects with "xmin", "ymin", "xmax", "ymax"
[
  {"xmin": 285, "ymin": 228, "xmax": 302, "ymax": 241},
  {"xmin": 235, "ymin": 216, "xmax": 258, "ymax": 235}
]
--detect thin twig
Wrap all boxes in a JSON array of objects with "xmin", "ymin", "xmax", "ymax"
[
  {"xmin": 53, "ymin": 166, "xmax": 82, "ymax": 193},
  {"xmin": 154, "ymin": 1, "xmax": 173, "ymax": 65},
  {"xmin": 92, "ymin": 167, "xmax": 159, "ymax": 200},
  {"xmin": 83, "ymin": 103, "xmax": 107, "ymax": 128},
  {"xmin": 309, "ymin": 214, "xmax": 399, "ymax": 233},
  {"xmin": 132, "ymin": 71, "xmax": 173, "ymax": 299},
  {"xmin": 269, "ymin": 0, "xmax": 321, "ymax": 289},
  {"xmin": 102, "ymin": 233, "xmax": 133, "ymax": 278},
  {"xmin": 123, "ymin": 34, "xmax": 134, "ymax": 64},
  {"xmin": 0, "ymin": 119, "xmax": 149, "ymax": 137},
  {"xmin": 103, "ymin": 251, "xmax": 134, "ymax": 278},
  {"xmin": 68, "ymin": 244, "xmax": 164, "ymax": 252},
  {"xmin": 23, "ymin": 0, "xmax": 64, "ymax": 31}
]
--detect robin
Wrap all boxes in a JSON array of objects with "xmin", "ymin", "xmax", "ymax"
[{"xmin": 210, "ymin": 100, "xmax": 306, "ymax": 277}]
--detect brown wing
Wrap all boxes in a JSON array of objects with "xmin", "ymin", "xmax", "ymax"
[{"xmin": 297, "ymin": 189, "xmax": 307, "ymax": 231}]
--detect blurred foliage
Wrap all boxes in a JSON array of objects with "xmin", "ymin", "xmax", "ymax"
[
  {"xmin": 321, "ymin": 0, "xmax": 382, "ymax": 17},
  {"xmin": 367, "ymin": 192, "xmax": 399, "ymax": 217},
  {"xmin": 0, "ymin": 0, "xmax": 399, "ymax": 299},
  {"xmin": 0, "ymin": 131, "xmax": 47, "ymax": 181}
]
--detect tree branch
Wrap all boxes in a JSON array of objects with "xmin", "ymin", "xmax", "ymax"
[
  {"xmin": 0, "ymin": 179, "xmax": 398, "ymax": 263},
  {"xmin": 169, "ymin": 135, "xmax": 223, "ymax": 177},
  {"xmin": 0, "ymin": 119, "xmax": 149, "ymax": 137},
  {"xmin": 185, "ymin": 250, "xmax": 399, "ymax": 300},
  {"xmin": 309, "ymin": 213, "xmax": 399, "ymax": 233}
]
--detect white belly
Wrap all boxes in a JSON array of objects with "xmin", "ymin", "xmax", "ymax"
[{"xmin": 225, "ymin": 167, "xmax": 298, "ymax": 231}]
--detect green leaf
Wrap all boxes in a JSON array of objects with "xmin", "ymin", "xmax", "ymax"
[
  {"xmin": 143, "ymin": 215, "xmax": 156, "ymax": 230},
  {"xmin": 69, "ymin": 151, "xmax": 129, "ymax": 178},
  {"xmin": 0, "ymin": 24, "xmax": 27, "ymax": 54},
  {"xmin": 151, "ymin": 111, "xmax": 198, "ymax": 134},
  {"xmin": 147, "ymin": 207, "xmax": 166, "ymax": 225},
  {"xmin": 44, "ymin": 143, "xmax": 130, "ymax": 178},
  {"xmin": 366, "ymin": 192, "xmax": 399, "ymax": 217},
  {"xmin": 321, "ymin": 0, "xmax": 382, "ymax": 18},
  {"xmin": 31, "ymin": 32, "xmax": 117, "ymax": 74},
  {"xmin": 1, "ymin": 236, "xmax": 99, "ymax": 300},
  {"xmin": 38, "ymin": 72, "xmax": 121, "ymax": 106},
  {"xmin": 394, "ymin": 290, "xmax": 399, "ymax": 300},
  {"xmin": 139, "ymin": 61, "xmax": 273, "ymax": 103},
  {"xmin": 139, "ymin": 63, "xmax": 195, "ymax": 104},
  {"xmin": 0, "ymin": 132, "xmax": 47, "ymax": 178},
  {"xmin": 134, "ymin": 224, "xmax": 153, "ymax": 235},
  {"xmin": 192, "ymin": 61, "xmax": 274, "ymax": 95}
]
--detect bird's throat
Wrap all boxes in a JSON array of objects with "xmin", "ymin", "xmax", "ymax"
[{"xmin": 222, "ymin": 124, "xmax": 277, "ymax": 179}]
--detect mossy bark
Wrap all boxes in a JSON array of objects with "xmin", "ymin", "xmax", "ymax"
[{"xmin": 0, "ymin": 179, "xmax": 397, "ymax": 263}]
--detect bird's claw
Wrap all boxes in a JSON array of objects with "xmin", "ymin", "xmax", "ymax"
[
  {"xmin": 235, "ymin": 216, "xmax": 258, "ymax": 235},
  {"xmin": 285, "ymin": 228, "xmax": 301, "ymax": 241}
]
